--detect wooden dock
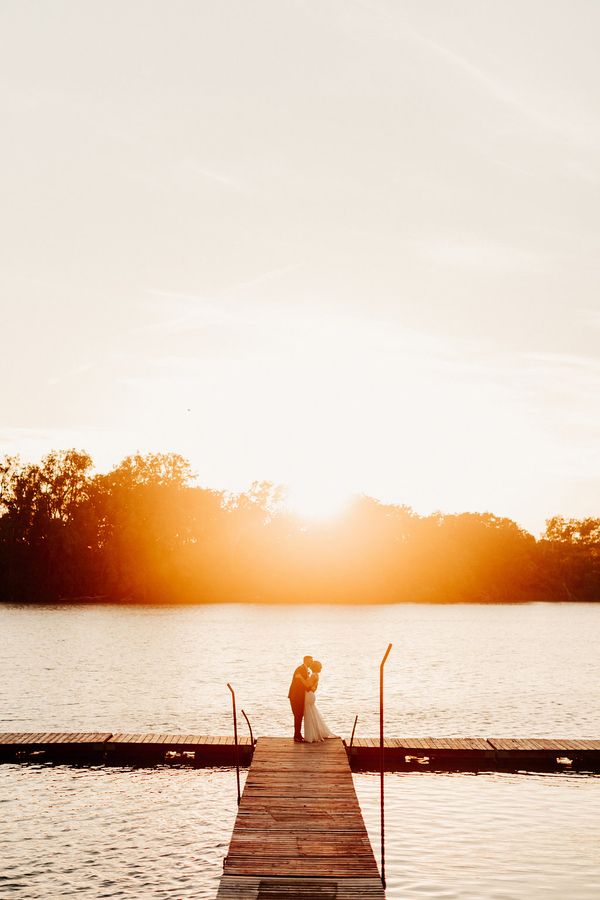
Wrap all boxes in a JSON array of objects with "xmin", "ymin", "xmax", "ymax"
[
  {"xmin": 0, "ymin": 732, "xmax": 253, "ymax": 766},
  {"xmin": 1, "ymin": 732, "xmax": 599, "ymax": 772},
  {"xmin": 349, "ymin": 737, "xmax": 600, "ymax": 771},
  {"xmin": 217, "ymin": 736, "xmax": 385, "ymax": 899}
]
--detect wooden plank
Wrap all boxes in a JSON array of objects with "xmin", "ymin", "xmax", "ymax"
[
  {"xmin": 530, "ymin": 739, "xmax": 562, "ymax": 751},
  {"xmin": 217, "ymin": 875, "xmax": 386, "ymax": 898},
  {"xmin": 488, "ymin": 738, "xmax": 522, "ymax": 751},
  {"xmin": 9, "ymin": 733, "xmax": 29, "ymax": 744},
  {"xmin": 573, "ymin": 739, "xmax": 600, "ymax": 751},
  {"xmin": 28, "ymin": 732, "xmax": 51, "ymax": 744},
  {"xmin": 224, "ymin": 858, "xmax": 380, "ymax": 877},
  {"xmin": 0, "ymin": 731, "xmax": 114, "ymax": 748},
  {"xmin": 397, "ymin": 738, "xmax": 430, "ymax": 750},
  {"xmin": 429, "ymin": 738, "xmax": 454, "ymax": 750}
]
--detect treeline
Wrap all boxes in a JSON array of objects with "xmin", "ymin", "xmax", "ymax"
[{"xmin": 0, "ymin": 449, "xmax": 599, "ymax": 604}]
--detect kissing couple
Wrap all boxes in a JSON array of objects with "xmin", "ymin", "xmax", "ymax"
[{"xmin": 288, "ymin": 655, "xmax": 336, "ymax": 743}]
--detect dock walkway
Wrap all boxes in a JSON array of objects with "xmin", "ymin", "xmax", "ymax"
[{"xmin": 217, "ymin": 736, "xmax": 385, "ymax": 899}]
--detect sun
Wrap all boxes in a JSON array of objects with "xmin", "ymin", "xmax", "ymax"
[{"xmin": 284, "ymin": 480, "xmax": 352, "ymax": 522}]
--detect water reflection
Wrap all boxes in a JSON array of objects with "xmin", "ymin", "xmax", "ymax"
[
  {"xmin": 2, "ymin": 603, "xmax": 600, "ymax": 897},
  {"xmin": 1, "ymin": 602, "xmax": 599, "ymax": 737},
  {"xmin": 356, "ymin": 771, "xmax": 600, "ymax": 900},
  {"xmin": 1, "ymin": 764, "xmax": 599, "ymax": 899},
  {"xmin": 0, "ymin": 765, "xmax": 244, "ymax": 899}
]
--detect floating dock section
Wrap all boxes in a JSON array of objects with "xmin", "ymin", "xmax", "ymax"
[
  {"xmin": 217, "ymin": 736, "xmax": 385, "ymax": 899},
  {"xmin": 0, "ymin": 732, "xmax": 252, "ymax": 766},
  {"xmin": 1, "ymin": 733, "xmax": 599, "ymax": 771},
  {"xmin": 349, "ymin": 737, "xmax": 600, "ymax": 771}
]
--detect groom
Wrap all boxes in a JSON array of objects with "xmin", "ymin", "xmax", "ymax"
[{"xmin": 288, "ymin": 655, "xmax": 313, "ymax": 743}]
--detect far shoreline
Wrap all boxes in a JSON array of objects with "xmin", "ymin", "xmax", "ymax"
[{"xmin": 2, "ymin": 596, "xmax": 599, "ymax": 607}]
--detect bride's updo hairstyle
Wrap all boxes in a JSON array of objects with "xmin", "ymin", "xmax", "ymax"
[{"xmin": 312, "ymin": 660, "xmax": 322, "ymax": 673}]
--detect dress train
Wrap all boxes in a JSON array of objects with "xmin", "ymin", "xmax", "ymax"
[{"xmin": 303, "ymin": 690, "xmax": 336, "ymax": 742}]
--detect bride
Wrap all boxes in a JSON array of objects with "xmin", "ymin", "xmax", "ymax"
[{"xmin": 299, "ymin": 660, "xmax": 336, "ymax": 742}]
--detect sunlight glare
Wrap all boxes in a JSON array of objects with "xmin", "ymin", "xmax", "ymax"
[{"xmin": 285, "ymin": 480, "xmax": 352, "ymax": 522}]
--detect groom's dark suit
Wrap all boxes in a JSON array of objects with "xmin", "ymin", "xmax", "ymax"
[{"xmin": 288, "ymin": 663, "xmax": 309, "ymax": 741}]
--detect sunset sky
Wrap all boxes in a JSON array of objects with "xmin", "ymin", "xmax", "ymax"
[{"xmin": 1, "ymin": 0, "xmax": 599, "ymax": 534}]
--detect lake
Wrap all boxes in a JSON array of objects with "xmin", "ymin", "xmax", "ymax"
[{"xmin": 1, "ymin": 602, "xmax": 599, "ymax": 898}]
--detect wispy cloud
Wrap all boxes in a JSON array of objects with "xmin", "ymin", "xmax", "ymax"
[
  {"xmin": 523, "ymin": 351, "xmax": 600, "ymax": 372},
  {"xmin": 402, "ymin": 25, "xmax": 600, "ymax": 148},
  {"xmin": 0, "ymin": 426, "xmax": 105, "ymax": 461},
  {"xmin": 328, "ymin": 1, "xmax": 600, "ymax": 149},
  {"xmin": 47, "ymin": 361, "xmax": 96, "ymax": 386},
  {"xmin": 173, "ymin": 158, "xmax": 249, "ymax": 193},
  {"xmin": 412, "ymin": 236, "xmax": 539, "ymax": 273}
]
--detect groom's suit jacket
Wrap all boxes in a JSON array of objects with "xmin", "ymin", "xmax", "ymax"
[{"xmin": 288, "ymin": 664, "xmax": 309, "ymax": 708}]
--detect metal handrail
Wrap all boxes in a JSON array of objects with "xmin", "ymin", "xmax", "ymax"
[
  {"xmin": 227, "ymin": 682, "xmax": 241, "ymax": 805},
  {"xmin": 349, "ymin": 714, "xmax": 359, "ymax": 752},
  {"xmin": 380, "ymin": 643, "xmax": 393, "ymax": 888},
  {"xmin": 241, "ymin": 708, "xmax": 255, "ymax": 746}
]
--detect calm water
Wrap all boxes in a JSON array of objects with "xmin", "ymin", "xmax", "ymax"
[{"xmin": 1, "ymin": 602, "xmax": 599, "ymax": 898}]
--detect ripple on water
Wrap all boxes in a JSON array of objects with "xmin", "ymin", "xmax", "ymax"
[
  {"xmin": 1, "ymin": 766, "xmax": 599, "ymax": 898},
  {"xmin": 1, "ymin": 603, "xmax": 600, "ymax": 897},
  {"xmin": 354, "ymin": 771, "xmax": 600, "ymax": 900},
  {"xmin": 1, "ymin": 603, "xmax": 600, "ymax": 737},
  {"xmin": 0, "ymin": 765, "xmax": 245, "ymax": 899}
]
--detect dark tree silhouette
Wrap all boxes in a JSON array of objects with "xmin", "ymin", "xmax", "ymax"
[{"xmin": 1, "ymin": 449, "xmax": 599, "ymax": 604}]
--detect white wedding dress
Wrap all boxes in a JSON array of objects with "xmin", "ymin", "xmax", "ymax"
[{"xmin": 303, "ymin": 679, "xmax": 336, "ymax": 742}]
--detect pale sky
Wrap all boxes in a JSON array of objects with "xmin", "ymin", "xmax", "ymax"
[{"xmin": 1, "ymin": 0, "xmax": 599, "ymax": 534}]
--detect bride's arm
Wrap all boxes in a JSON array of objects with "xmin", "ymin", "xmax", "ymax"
[
  {"xmin": 305, "ymin": 673, "xmax": 318, "ymax": 691},
  {"xmin": 294, "ymin": 673, "xmax": 312, "ymax": 688}
]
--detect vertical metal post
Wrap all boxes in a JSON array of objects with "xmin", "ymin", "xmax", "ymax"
[
  {"xmin": 349, "ymin": 714, "xmax": 359, "ymax": 752},
  {"xmin": 241, "ymin": 708, "xmax": 255, "ymax": 746},
  {"xmin": 380, "ymin": 643, "xmax": 392, "ymax": 888},
  {"xmin": 227, "ymin": 682, "xmax": 241, "ymax": 805}
]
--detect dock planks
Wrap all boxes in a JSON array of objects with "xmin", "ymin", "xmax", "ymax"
[
  {"xmin": 0, "ymin": 732, "xmax": 111, "ymax": 745},
  {"xmin": 218, "ymin": 737, "xmax": 385, "ymax": 898},
  {"xmin": 1, "ymin": 733, "xmax": 599, "ymax": 772},
  {"xmin": 348, "ymin": 736, "xmax": 600, "ymax": 772},
  {"xmin": 0, "ymin": 732, "xmax": 252, "ymax": 766}
]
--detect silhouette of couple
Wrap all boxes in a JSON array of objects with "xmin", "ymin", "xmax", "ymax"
[{"xmin": 288, "ymin": 655, "xmax": 336, "ymax": 743}]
